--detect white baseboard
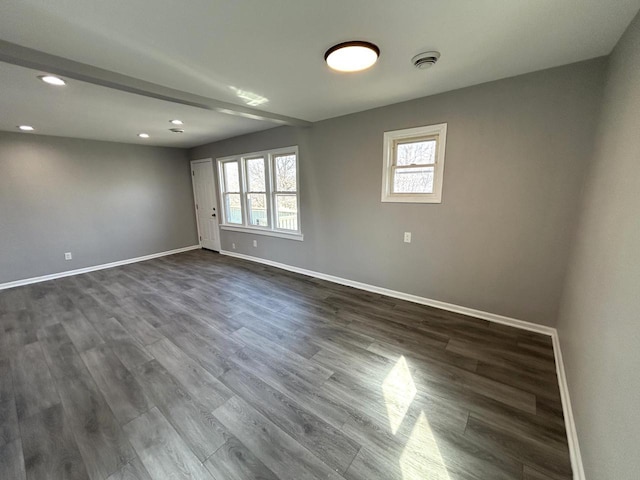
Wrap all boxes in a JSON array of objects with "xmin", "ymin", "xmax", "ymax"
[
  {"xmin": 551, "ymin": 332, "xmax": 585, "ymax": 480},
  {"xmin": 220, "ymin": 250, "xmax": 554, "ymax": 335},
  {"xmin": 219, "ymin": 249, "xmax": 584, "ymax": 480},
  {"xmin": 0, "ymin": 245, "xmax": 201, "ymax": 291}
]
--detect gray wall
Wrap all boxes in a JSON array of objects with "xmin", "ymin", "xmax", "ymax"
[
  {"xmin": 0, "ymin": 132, "xmax": 198, "ymax": 284},
  {"xmin": 191, "ymin": 58, "xmax": 607, "ymax": 327},
  {"xmin": 557, "ymin": 13, "xmax": 640, "ymax": 480}
]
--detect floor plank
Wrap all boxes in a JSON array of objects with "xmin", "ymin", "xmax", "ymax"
[
  {"xmin": 0, "ymin": 439, "xmax": 26, "ymax": 480},
  {"xmin": 157, "ymin": 323, "xmax": 229, "ymax": 378},
  {"xmin": 464, "ymin": 414, "xmax": 572, "ymax": 479},
  {"xmin": 20, "ymin": 404, "xmax": 89, "ymax": 480},
  {"xmin": 123, "ymin": 407, "xmax": 214, "ymax": 480},
  {"xmin": 1, "ymin": 311, "xmax": 37, "ymax": 359},
  {"xmin": 0, "ymin": 397, "xmax": 19, "ymax": 449},
  {"xmin": 204, "ymin": 436, "xmax": 279, "ymax": 480},
  {"xmin": 90, "ymin": 317, "xmax": 154, "ymax": 371},
  {"xmin": 213, "ymin": 395, "xmax": 345, "ymax": 480},
  {"xmin": 228, "ymin": 347, "xmax": 352, "ymax": 430},
  {"xmin": 60, "ymin": 309, "xmax": 104, "ymax": 352},
  {"xmin": 0, "ymin": 358, "xmax": 19, "ymax": 449},
  {"xmin": 221, "ymin": 365, "xmax": 360, "ymax": 473},
  {"xmin": 523, "ymin": 464, "xmax": 565, "ymax": 480},
  {"xmin": 232, "ymin": 311, "xmax": 322, "ymax": 359},
  {"xmin": 11, "ymin": 342, "xmax": 60, "ymax": 419},
  {"xmin": 106, "ymin": 457, "xmax": 152, "ymax": 480},
  {"xmin": 0, "ymin": 359, "xmax": 13, "ymax": 404},
  {"xmin": 82, "ymin": 344, "xmax": 151, "ymax": 424},
  {"xmin": 134, "ymin": 360, "xmax": 227, "ymax": 462},
  {"xmin": 27, "ymin": 329, "xmax": 137, "ymax": 475},
  {"xmin": 38, "ymin": 322, "xmax": 91, "ymax": 380},
  {"xmin": 231, "ymin": 327, "xmax": 333, "ymax": 387},
  {"xmin": 146, "ymin": 338, "xmax": 233, "ymax": 409}
]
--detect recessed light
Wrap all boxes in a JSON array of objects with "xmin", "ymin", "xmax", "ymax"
[
  {"xmin": 138, "ymin": 133, "xmax": 150, "ymax": 138},
  {"xmin": 18, "ymin": 125, "xmax": 35, "ymax": 131},
  {"xmin": 324, "ymin": 41, "xmax": 380, "ymax": 72},
  {"xmin": 38, "ymin": 75, "xmax": 66, "ymax": 86},
  {"xmin": 169, "ymin": 119, "xmax": 183, "ymax": 125}
]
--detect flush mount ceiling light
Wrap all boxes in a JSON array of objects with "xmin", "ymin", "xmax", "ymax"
[
  {"xmin": 38, "ymin": 75, "xmax": 66, "ymax": 86},
  {"xmin": 324, "ymin": 41, "xmax": 380, "ymax": 72},
  {"xmin": 18, "ymin": 125, "xmax": 35, "ymax": 131},
  {"xmin": 138, "ymin": 133, "xmax": 150, "ymax": 138},
  {"xmin": 169, "ymin": 119, "xmax": 183, "ymax": 125}
]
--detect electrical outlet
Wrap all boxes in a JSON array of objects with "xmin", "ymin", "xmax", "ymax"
[
  {"xmin": 404, "ymin": 232, "xmax": 412, "ymax": 243},
  {"xmin": 64, "ymin": 252, "xmax": 73, "ymax": 260},
  {"xmin": 253, "ymin": 240, "xmax": 257, "ymax": 247},
  {"xmin": 232, "ymin": 243, "xmax": 236, "ymax": 250}
]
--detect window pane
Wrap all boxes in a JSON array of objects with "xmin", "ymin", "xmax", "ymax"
[
  {"xmin": 225, "ymin": 193, "xmax": 242, "ymax": 224},
  {"xmin": 393, "ymin": 166, "xmax": 434, "ymax": 194},
  {"xmin": 247, "ymin": 193, "xmax": 268, "ymax": 227},
  {"xmin": 396, "ymin": 140, "xmax": 436, "ymax": 166},
  {"xmin": 274, "ymin": 154, "xmax": 297, "ymax": 192},
  {"xmin": 223, "ymin": 162, "xmax": 240, "ymax": 192},
  {"xmin": 246, "ymin": 157, "xmax": 266, "ymax": 192},
  {"xmin": 275, "ymin": 194, "xmax": 298, "ymax": 230}
]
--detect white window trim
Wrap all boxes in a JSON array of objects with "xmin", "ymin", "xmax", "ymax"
[
  {"xmin": 217, "ymin": 146, "xmax": 302, "ymax": 240},
  {"xmin": 244, "ymin": 155, "xmax": 271, "ymax": 229},
  {"xmin": 220, "ymin": 225, "xmax": 304, "ymax": 241},
  {"xmin": 381, "ymin": 123, "xmax": 447, "ymax": 203},
  {"xmin": 271, "ymin": 150, "xmax": 301, "ymax": 236},
  {"xmin": 220, "ymin": 159, "xmax": 244, "ymax": 225}
]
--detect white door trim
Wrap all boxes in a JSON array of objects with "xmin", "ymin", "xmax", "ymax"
[
  {"xmin": 190, "ymin": 160, "xmax": 204, "ymax": 248},
  {"xmin": 191, "ymin": 158, "xmax": 220, "ymax": 251}
]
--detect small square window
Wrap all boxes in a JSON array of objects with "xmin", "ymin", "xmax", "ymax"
[{"xmin": 381, "ymin": 123, "xmax": 447, "ymax": 203}]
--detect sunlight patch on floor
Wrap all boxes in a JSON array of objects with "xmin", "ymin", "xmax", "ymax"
[
  {"xmin": 400, "ymin": 411, "xmax": 451, "ymax": 480},
  {"xmin": 382, "ymin": 355, "xmax": 417, "ymax": 434}
]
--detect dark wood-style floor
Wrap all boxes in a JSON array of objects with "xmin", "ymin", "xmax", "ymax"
[{"xmin": 0, "ymin": 249, "xmax": 572, "ymax": 480}]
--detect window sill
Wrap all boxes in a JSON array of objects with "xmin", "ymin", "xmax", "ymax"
[
  {"xmin": 220, "ymin": 225, "xmax": 304, "ymax": 241},
  {"xmin": 381, "ymin": 194, "xmax": 442, "ymax": 203}
]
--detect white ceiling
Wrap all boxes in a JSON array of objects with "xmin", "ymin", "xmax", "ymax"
[
  {"xmin": 0, "ymin": 62, "xmax": 274, "ymax": 148},
  {"xmin": 1, "ymin": 0, "xmax": 639, "ymax": 147}
]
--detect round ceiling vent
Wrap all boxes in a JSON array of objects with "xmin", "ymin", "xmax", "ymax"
[
  {"xmin": 169, "ymin": 128, "xmax": 184, "ymax": 133},
  {"xmin": 412, "ymin": 51, "xmax": 441, "ymax": 69}
]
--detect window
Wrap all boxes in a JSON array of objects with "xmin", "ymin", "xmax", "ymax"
[
  {"xmin": 381, "ymin": 123, "xmax": 447, "ymax": 203},
  {"xmin": 222, "ymin": 160, "xmax": 242, "ymax": 224},
  {"xmin": 218, "ymin": 146, "xmax": 302, "ymax": 240},
  {"xmin": 273, "ymin": 153, "xmax": 298, "ymax": 231},
  {"xmin": 245, "ymin": 157, "xmax": 269, "ymax": 227}
]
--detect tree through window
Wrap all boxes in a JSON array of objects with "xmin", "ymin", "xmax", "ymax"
[{"xmin": 381, "ymin": 124, "xmax": 447, "ymax": 203}]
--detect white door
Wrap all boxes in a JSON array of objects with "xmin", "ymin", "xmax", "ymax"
[{"xmin": 191, "ymin": 159, "xmax": 221, "ymax": 251}]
